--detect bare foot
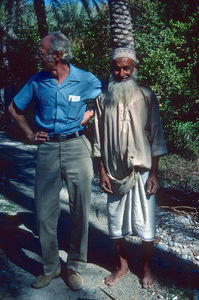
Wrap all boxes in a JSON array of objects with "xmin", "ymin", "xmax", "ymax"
[
  {"xmin": 142, "ymin": 269, "xmax": 155, "ymax": 289},
  {"xmin": 104, "ymin": 267, "xmax": 130, "ymax": 286}
]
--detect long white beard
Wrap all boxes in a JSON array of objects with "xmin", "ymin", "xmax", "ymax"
[{"xmin": 107, "ymin": 71, "xmax": 139, "ymax": 107}]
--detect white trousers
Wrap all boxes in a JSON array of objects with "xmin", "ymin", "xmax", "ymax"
[{"xmin": 107, "ymin": 170, "xmax": 156, "ymax": 241}]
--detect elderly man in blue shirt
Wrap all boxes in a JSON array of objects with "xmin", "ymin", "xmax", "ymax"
[{"xmin": 9, "ymin": 31, "xmax": 102, "ymax": 291}]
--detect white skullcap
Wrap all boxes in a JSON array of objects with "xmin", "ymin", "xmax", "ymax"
[{"xmin": 111, "ymin": 47, "xmax": 136, "ymax": 63}]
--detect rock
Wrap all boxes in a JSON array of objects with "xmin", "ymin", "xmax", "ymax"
[
  {"xmin": 156, "ymin": 243, "xmax": 168, "ymax": 251},
  {"xmin": 189, "ymin": 247, "xmax": 199, "ymax": 256},
  {"xmin": 0, "ymin": 131, "xmax": 199, "ymax": 299},
  {"xmin": 186, "ymin": 236, "xmax": 193, "ymax": 241},
  {"xmin": 157, "ymin": 295, "xmax": 165, "ymax": 299},
  {"xmin": 175, "ymin": 216, "xmax": 191, "ymax": 225}
]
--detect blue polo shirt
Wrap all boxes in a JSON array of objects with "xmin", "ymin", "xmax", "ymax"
[{"xmin": 14, "ymin": 64, "xmax": 102, "ymax": 135}]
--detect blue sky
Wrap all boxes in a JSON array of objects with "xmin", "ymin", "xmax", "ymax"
[
  {"xmin": 44, "ymin": 0, "xmax": 106, "ymax": 4},
  {"xmin": 26, "ymin": 0, "xmax": 107, "ymax": 7},
  {"xmin": 26, "ymin": 0, "xmax": 107, "ymax": 5}
]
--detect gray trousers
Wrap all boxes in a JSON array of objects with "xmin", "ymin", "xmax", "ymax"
[{"xmin": 35, "ymin": 135, "xmax": 93, "ymax": 275}]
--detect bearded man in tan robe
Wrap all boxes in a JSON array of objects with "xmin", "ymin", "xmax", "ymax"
[{"xmin": 93, "ymin": 48, "xmax": 167, "ymax": 288}]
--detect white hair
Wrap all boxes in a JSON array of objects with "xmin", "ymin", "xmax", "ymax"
[{"xmin": 48, "ymin": 31, "xmax": 73, "ymax": 63}]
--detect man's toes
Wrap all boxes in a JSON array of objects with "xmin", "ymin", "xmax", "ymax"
[
  {"xmin": 142, "ymin": 279, "xmax": 148, "ymax": 289},
  {"xmin": 142, "ymin": 279, "xmax": 155, "ymax": 289},
  {"xmin": 104, "ymin": 276, "xmax": 112, "ymax": 285},
  {"xmin": 148, "ymin": 281, "xmax": 154, "ymax": 288},
  {"xmin": 104, "ymin": 274, "xmax": 116, "ymax": 286},
  {"xmin": 106, "ymin": 281, "xmax": 114, "ymax": 286}
]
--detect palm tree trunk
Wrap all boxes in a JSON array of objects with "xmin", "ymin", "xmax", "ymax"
[
  {"xmin": 33, "ymin": 0, "xmax": 48, "ymax": 38},
  {"xmin": 81, "ymin": 0, "xmax": 92, "ymax": 20},
  {"xmin": 108, "ymin": 0, "xmax": 134, "ymax": 50}
]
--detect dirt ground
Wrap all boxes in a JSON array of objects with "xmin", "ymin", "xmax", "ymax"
[{"xmin": 0, "ymin": 131, "xmax": 199, "ymax": 300}]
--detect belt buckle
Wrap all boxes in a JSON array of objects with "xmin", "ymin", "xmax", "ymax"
[{"xmin": 59, "ymin": 134, "xmax": 66, "ymax": 142}]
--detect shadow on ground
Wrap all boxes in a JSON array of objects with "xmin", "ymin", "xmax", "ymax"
[
  {"xmin": 0, "ymin": 143, "xmax": 36, "ymax": 211},
  {"xmin": 0, "ymin": 134, "xmax": 199, "ymax": 293},
  {"xmin": 0, "ymin": 210, "xmax": 199, "ymax": 290}
]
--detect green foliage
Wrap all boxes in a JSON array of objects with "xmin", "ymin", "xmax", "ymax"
[
  {"xmin": 0, "ymin": 0, "xmax": 198, "ymax": 160},
  {"xmin": 1, "ymin": 26, "xmax": 40, "ymax": 88},
  {"xmin": 71, "ymin": 9, "xmax": 112, "ymax": 81},
  {"xmin": 46, "ymin": 0, "xmax": 90, "ymax": 38},
  {"xmin": 0, "ymin": 0, "xmax": 40, "ymax": 88},
  {"xmin": 130, "ymin": 0, "xmax": 198, "ymax": 157},
  {"xmin": 164, "ymin": 120, "xmax": 199, "ymax": 159},
  {"xmin": 131, "ymin": 0, "xmax": 198, "ymax": 103},
  {"xmin": 158, "ymin": 154, "xmax": 199, "ymax": 192}
]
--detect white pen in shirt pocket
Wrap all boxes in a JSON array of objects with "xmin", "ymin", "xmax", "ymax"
[{"xmin": 69, "ymin": 95, "xmax": 81, "ymax": 102}]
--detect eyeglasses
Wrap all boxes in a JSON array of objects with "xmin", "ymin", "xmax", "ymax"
[
  {"xmin": 36, "ymin": 49, "xmax": 49, "ymax": 58},
  {"xmin": 36, "ymin": 49, "xmax": 54, "ymax": 57}
]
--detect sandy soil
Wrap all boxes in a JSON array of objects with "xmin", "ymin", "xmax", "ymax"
[{"xmin": 0, "ymin": 131, "xmax": 198, "ymax": 300}]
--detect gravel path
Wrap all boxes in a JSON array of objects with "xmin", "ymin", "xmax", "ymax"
[{"xmin": 0, "ymin": 131, "xmax": 199, "ymax": 300}]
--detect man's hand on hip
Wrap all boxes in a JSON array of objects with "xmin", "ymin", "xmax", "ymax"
[
  {"xmin": 30, "ymin": 131, "xmax": 48, "ymax": 144},
  {"xmin": 80, "ymin": 110, "xmax": 94, "ymax": 125}
]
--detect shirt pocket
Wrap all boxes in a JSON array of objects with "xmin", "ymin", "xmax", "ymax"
[
  {"xmin": 67, "ymin": 101, "xmax": 82, "ymax": 120},
  {"xmin": 68, "ymin": 94, "xmax": 88, "ymax": 121}
]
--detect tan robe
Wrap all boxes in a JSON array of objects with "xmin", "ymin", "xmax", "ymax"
[{"xmin": 93, "ymin": 86, "xmax": 167, "ymax": 240}]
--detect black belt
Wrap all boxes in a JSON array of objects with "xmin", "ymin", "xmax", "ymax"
[{"xmin": 47, "ymin": 130, "xmax": 84, "ymax": 142}]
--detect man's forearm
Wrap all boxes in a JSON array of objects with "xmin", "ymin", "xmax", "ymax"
[
  {"xmin": 98, "ymin": 157, "xmax": 113, "ymax": 194},
  {"xmin": 150, "ymin": 156, "xmax": 160, "ymax": 177},
  {"xmin": 98, "ymin": 157, "xmax": 107, "ymax": 176},
  {"xmin": 146, "ymin": 156, "xmax": 160, "ymax": 195},
  {"xmin": 8, "ymin": 101, "xmax": 34, "ymax": 142}
]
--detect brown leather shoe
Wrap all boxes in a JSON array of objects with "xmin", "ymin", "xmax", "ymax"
[
  {"xmin": 31, "ymin": 267, "xmax": 61, "ymax": 289},
  {"xmin": 66, "ymin": 269, "xmax": 83, "ymax": 291}
]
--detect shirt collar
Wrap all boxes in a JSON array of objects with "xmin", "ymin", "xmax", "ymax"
[
  {"xmin": 66, "ymin": 64, "xmax": 81, "ymax": 82},
  {"xmin": 39, "ymin": 63, "xmax": 80, "ymax": 84}
]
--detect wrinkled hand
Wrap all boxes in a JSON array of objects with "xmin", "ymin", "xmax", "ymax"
[
  {"xmin": 30, "ymin": 131, "xmax": 48, "ymax": 144},
  {"xmin": 80, "ymin": 110, "xmax": 94, "ymax": 125},
  {"xmin": 100, "ymin": 173, "xmax": 113, "ymax": 194},
  {"xmin": 146, "ymin": 174, "xmax": 159, "ymax": 195}
]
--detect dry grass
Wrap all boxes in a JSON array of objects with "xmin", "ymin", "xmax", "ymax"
[{"xmin": 158, "ymin": 154, "xmax": 199, "ymax": 193}]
